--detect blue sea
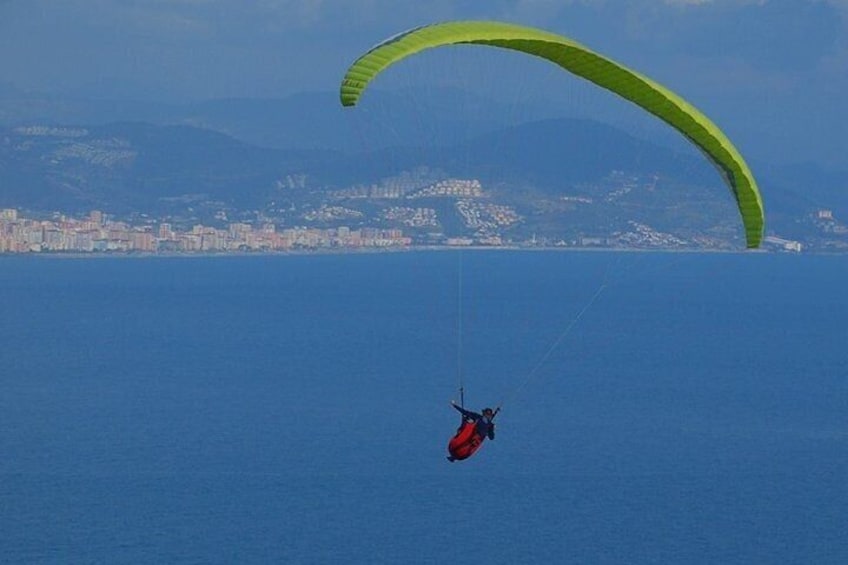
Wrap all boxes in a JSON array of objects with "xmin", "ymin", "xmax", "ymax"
[{"xmin": 1, "ymin": 251, "xmax": 846, "ymax": 564}]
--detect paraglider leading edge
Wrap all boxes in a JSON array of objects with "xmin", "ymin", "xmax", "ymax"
[{"xmin": 339, "ymin": 20, "xmax": 765, "ymax": 248}]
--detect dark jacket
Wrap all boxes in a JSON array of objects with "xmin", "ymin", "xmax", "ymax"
[{"xmin": 452, "ymin": 403, "xmax": 495, "ymax": 440}]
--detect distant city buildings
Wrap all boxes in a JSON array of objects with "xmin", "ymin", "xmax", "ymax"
[
  {"xmin": 0, "ymin": 209, "xmax": 411, "ymax": 254},
  {"xmin": 408, "ymin": 179, "xmax": 483, "ymax": 199},
  {"xmin": 455, "ymin": 199, "xmax": 521, "ymax": 233},
  {"xmin": 0, "ymin": 170, "xmax": 826, "ymax": 254},
  {"xmin": 331, "ymin": 176, "xmax": 485, "ymax": 201},
  {"xmin": 763, "ymin": 235, "xmax": 803, "ymax": 253},
  {"xmin": 382, "ymin": 207, "xmax": 439, "ymax": 227},
  {"xmin": 615, "ymin": 221, "xmax": 689, "ymax": 248}
]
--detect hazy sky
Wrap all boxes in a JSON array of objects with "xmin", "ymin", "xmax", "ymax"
[{"xmin": 1, "ymin": 0, "xmax": 845, "ymax": 168}]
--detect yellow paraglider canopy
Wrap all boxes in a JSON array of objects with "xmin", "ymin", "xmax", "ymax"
[{"xmin": 340, "ymin": 20, "xmax": 764, "ymax": 248}]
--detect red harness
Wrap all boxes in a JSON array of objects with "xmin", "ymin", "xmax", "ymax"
[{"xmin": 447, "ymin": 420, "xmax": 486, "ymax": 461}]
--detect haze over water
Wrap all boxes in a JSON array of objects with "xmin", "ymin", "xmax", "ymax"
[{"xmin": 2, "ymin": 251, "xmax": 846, "ymax": 563}]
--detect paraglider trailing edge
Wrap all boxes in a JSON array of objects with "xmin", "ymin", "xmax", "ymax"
[{"xmin": 339, "ymin": 20, "xmax": 765, "ymax": 248}]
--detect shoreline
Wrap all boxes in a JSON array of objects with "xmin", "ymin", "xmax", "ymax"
[{"xmin": 0, "ymin": 244, "xmax": 783, "ymax": 260}]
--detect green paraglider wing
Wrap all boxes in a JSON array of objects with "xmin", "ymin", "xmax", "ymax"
[{"xmin": 340, "ymin": 20, "xmax": 764, "ymax": 248}]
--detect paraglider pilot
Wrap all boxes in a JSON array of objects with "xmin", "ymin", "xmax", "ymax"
[
  {"xmin": 453, "ymin": 402, "xmax": 496, "ymax": 440},
  {"xmin": 447, "ymin": 402, "xmax": 496, "ymax": 462}
]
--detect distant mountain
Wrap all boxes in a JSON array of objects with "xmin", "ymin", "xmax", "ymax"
[
  {"xmin": 2, "ymin": 114, "xmax": 846, "ymax": 247},
  {"xmin": 456, "ymin": 118, "xmax": 715, "ymax": 186},
  {"xmin": 0, "ymin": 122, "xmax": 334, "ymax": 214},
  {"xmin": 0, "ymin": 88, "xmax": 565, "ymax": 152},
  {"xmin": 760, "ymin": 161, "xmax": 848, "ymax": 214},
  {"xmin": 0, "ymin": 116, "xmax": 715, "ymax": 211}
]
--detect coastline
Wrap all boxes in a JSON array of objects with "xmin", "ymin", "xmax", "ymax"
[{"xmin": 0, "ymin": 244, "xmax": 771, "ymax": 260}]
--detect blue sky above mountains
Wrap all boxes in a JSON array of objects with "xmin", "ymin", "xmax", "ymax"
[{"xmin": 1, "ymin": 0, "xmax": 845, "ymax": 168}]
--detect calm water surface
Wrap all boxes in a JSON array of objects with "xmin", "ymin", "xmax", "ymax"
[{"xmin": 1, "ymin": 251, "xmax": 846, "ymax": 563}]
